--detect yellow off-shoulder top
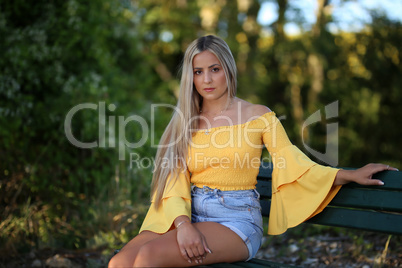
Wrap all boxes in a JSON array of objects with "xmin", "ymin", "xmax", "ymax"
[{"xmin": 139, "ymin": 112, "xmax": 341, "ymax": 235}]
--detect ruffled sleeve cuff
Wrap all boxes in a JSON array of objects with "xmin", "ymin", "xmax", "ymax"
[
  {"xmin": 139, "ymin": 170, "xmax": 191, "ymax": 234},
  {"xmin": 268, "ymin": 145, "xmax": 341, "ymax": 235}
]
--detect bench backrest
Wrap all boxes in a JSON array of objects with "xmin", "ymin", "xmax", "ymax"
[{"xmin": 256, "ymin": 163, "xmax": 402, "ymax": 235}]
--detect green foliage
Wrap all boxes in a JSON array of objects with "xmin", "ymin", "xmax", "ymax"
[{"xmin": 0, "ymin": 0, "xmax": 158, "ymax": 254}]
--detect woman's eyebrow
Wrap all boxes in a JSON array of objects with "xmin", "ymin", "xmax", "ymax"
[{"xmin": 193, "ymin": 63, "xmax": 221, "ymax": 70}]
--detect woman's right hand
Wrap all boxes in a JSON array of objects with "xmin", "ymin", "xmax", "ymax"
[{"xmin": 176, "ymin": 221, "xmax": 212, "ymax": 264}]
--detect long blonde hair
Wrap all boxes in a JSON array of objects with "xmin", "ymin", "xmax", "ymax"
[{"xmin": 151, "ymin": 35, "xmax": 237, "ymax": 208}]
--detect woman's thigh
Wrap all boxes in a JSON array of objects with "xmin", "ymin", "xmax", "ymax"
[{"xmin": 133, "ymin": 222, "xmax": 249, "ymax": 267}]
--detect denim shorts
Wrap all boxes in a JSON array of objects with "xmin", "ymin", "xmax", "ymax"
[{"xmin": 191, "ymin": 186, "xmax": 264, "ymax": 261}]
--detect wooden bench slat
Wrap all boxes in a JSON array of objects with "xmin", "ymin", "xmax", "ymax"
[
  {"xmin": 330, "ymin": 187, "xmax": 402, "ymax": 212},
  {"xmin": 260, "ymin": 199, "xmax": 271, "ymax": 217},
  {"xmin": 207, "ymin": 259, "xmax": 300, "ymax": 268},
  {"xmin": 260, "ymin": 200, "xmax": 402, "ymax": 235},
  {"xmin": 247, "ymin": 258, "xmax": 300, "ymax": 268},
  {"xmin": 342, "ymin": 169, "xmax": 402, "ymax": 190},
  {"xmin": 257, "ymin": 165, "xmax": 402, "ymax": 191},
  {"xmin": 257, "ymin": 163, "xmax": 273, "ymax": 178},
  {"xmin": 257, "ymin": 180, "xmax": 402, "ymax": 212},
  {"xmin": 306, "ymin": 206, "xmax": 402, "ymax": 235},
  {"xmin": 255, "ymin": 180, "xmax": 272, "ymax": 196},
  {"xmin": 206, "ymin": 263, "xmax": 245, "ymax": 268},
  {"xmin": 206, "ymin": 261, "xmax": 278, "ymax": 268},
  {"xmin": 232, "ymin": 260, "xmax": 278, "ymax": 267}
]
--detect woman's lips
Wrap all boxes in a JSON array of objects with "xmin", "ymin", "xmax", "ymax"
[{"xmin": 204, "ymin": 88, "xmax": 215, "ymax": 92}]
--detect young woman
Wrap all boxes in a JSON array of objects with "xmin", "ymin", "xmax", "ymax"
[{"xmin": 108, "ymin": 35, "xmax": 397, "ymax": 267}]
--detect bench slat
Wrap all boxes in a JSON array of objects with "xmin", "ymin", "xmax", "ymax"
[
  {"xmin": 257, "ymin": 163, "xmax": 273, "ymax": 178},
  {"xmin": 233, "ymin": 260, "xmax": 282, "ymax": 267},
  {"xmin": 255, "ymin": 180, "xmax": 272, "ymax": 197},
  {"xmin": 306, "ymin": 206, "xmax": 402, "ymax": 235},
  {"xmin": 257, "ymin": 165, "xmax": 402, "ymax": 191},
  {"xmin": 341, "ymin": 169, "xmax": 402, "ymax": 190},
  {"xmin": 330, "ymin": 187, "xmax": 402, "ymax": 212},
  {"xmin": 256, "ymin": 180, "xmax": 402, "ymax": 212},
  {"xmin": 259, "ymin": 200, "xmax": 402, "ymax": 235},
  {"xmin": 207, "ymin": 259, "xmax": 300, "ymax": 268},
  {"xmin": 206, "ymin": 261, "xmax": 277, "ymax": 268},
  {"xmin": 247, "ymin": 258, "xmax": 300, "ymax": 267},
  {"xmin": 260, "ymin": 199, "xmax": 271, "ymax": 217}
]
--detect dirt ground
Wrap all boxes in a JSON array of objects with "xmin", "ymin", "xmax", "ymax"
[{"xmin": 256, "ymin": 232, "xmax": 401, "ymax": 267}]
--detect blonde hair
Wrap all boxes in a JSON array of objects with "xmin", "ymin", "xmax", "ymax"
[{"xmin": 151, "ymin": 35, "xmax": 237, "ymax": 209}]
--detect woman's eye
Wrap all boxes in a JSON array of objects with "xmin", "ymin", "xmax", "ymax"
[
  {"xmin": 194, "ymin": 70, "xmax": 202, "ymax": 75},
  {"xmin": 212, "ymin": 67, "xmax": 220, "ymax": 72}
]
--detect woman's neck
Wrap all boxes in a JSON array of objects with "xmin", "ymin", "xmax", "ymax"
[{"xmin": 200, "ymin": 96, "xmax": 235, "ymax": 116}]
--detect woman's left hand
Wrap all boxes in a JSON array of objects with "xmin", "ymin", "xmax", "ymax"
[{"xmin": 335, "ymin": 163, "xmax": 398, "ymax": 186}]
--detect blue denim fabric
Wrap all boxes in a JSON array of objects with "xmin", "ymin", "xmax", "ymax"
[{"xmin": 191, "ymin": 186, "xmax": 264, "ymax": 261}]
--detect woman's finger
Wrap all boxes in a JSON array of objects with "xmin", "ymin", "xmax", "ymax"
[
  {"xmin": 192, "ymin": 245, "xmax": 204, "ymax": 263},
  {"xmin": 361, "ymin": 163, "xmax": 399, "ymax": 185},
  {"xmin": 186, "ymin": 247, "xmax": 195, "ymax": 260},
  {"xmin": 380, "ymin": 164, "xmax": 397, "ymax": 172},
  {"xmin": 386, "ymin": 165, "xmax": 399, "ymax": 171},
  {"xmin": 366, "ymin": 163, "xmax": 388, "ymax": 173},
  {"xmin": 369, "ymin": 163, "xmax": 398, "ymax": 172},
  {"xmin": 364, "ymin": 178, "xmax": 384, "ymax": 186},
  {"xmin": 196, "ymin": 240, "xmax": 205, "ymax": 256},
  {"xmin": 202, "ymin": 237, "xmax": 212, "ymax": 255},
  {"xmin": 180, "ymin": 248, "xmax": 191, "ymax": 263}
]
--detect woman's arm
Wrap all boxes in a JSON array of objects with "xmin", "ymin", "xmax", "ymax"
[{"xmin": 334, "ymin": 163, "xmax": 398, "ymax": 186}]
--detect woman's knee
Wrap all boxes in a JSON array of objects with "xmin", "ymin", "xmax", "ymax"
[
  {"xmin": 133, "ymin": 243, "xmax": 159, "ymax": 267},
  {"xmin": 108, "ymin": 251, "xmax": 134, "ymax": 268}
]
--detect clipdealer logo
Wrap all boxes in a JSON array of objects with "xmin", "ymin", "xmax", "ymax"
[
  {"xmin": 63, "ymin": 101, "xmax": 339, "ymax": 166},
  {"xmin": 64, "ymin": 102, "xmax": 149, "ymax": 160},
  {"xmin": 302, "ymin": 101, "xmax": 339, "ymax": 166}
]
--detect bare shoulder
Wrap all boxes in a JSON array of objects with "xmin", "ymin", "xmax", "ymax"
[
  {"xmin": 249, "ymin": 104, "xmax": 272, "ymax": 117},
  {"xmin": 234, "ymin": 98, "xmax": 272, "ymax": 119}
]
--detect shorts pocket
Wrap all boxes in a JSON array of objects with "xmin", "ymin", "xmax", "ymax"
[{"xmin": 218, "ymin": 195, "xmax": 261, "ymax": 211}]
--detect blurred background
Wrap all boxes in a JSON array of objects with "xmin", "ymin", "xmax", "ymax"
[{"xmin": 1, "ymin": 0, "xmax": 401, "ymax": 267}]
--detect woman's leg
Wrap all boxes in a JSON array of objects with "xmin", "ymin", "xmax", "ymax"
[
  {"xmin": 133, "ymin": 222, "xmax": 249, "ymax": 267},
  {"xmin": 108, "ymin": 230, "xmax": 160, "ymax": 267}
]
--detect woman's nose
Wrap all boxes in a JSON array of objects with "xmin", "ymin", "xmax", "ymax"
[{"xmin": 204, "ymin": 72, "xmax": 212, "ymax": 83}]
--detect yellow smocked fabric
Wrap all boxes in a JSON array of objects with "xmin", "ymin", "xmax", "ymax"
[{"xmin": 139, "ymin": 112, "xmax": 341, "ymax": 235}]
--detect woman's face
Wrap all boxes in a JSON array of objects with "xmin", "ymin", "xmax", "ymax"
[{"xmin": 192, "ymin": 50, "xmax": 228, "ymax": 102}]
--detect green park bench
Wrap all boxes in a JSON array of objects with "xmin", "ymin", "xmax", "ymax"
[{"xmin": 207, "ymin": 163, "xmax": 402, "ymax": 268}]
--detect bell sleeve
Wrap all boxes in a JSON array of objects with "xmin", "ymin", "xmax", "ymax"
[
  {"xmin": 139, "ymin": 169, "xmax": 191, "ymax": 234},
  {"xmin": 262, "ymin": 113, "xmax": 342, "ymax": 235}
]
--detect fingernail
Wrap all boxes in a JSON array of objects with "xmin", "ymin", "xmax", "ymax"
[
  {"xmin": 379, "ymin": 181, "xmax": 384, "ymax": 185},
  {"xmin": 195, "ymin": 260, "xmax": 199, "ymax": 264},
  {"xmin": 208, "ymin": 249, "xmax": 212, "ymax": 254},
  {"xmin": 188, "ymin": 260, "xmax": 191, "ymax": 263}
]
